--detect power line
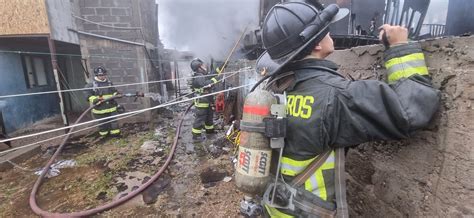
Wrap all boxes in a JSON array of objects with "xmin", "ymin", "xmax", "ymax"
[
  {"xmin": 0, "ymin": 72, "xmax": 250, "ymax": 144},
  {"xmin": 73, "ymin": 15, "xmax": 142, "ymax": 30},
  {"xmin": 0, "ymin": 49, "xmax": 197, "ymax": 63},
  {"xmin": 0, "ymin": 81, "xmax": 253, "ymax": 155},
  {"xmin": 0, "ymin": 92, "xmax": 195, "ymax": 157},
  {"xmin": 0, "ymin": 69, "xmax": 251, "ymax": 99}
]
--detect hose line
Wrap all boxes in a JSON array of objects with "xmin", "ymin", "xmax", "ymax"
[{"xmin": 29, "ymin": 95, "xmax": 192, "ymax": 217}]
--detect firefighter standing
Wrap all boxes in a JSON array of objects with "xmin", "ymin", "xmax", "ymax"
[
  {"xmin": 256, "ymin": 2, "xmax": 440, "ymax": 217},
  {"xmin": 84, "ymin": 66, "xmax": 121, "ymax": 137},
  {"xmin": 190, "ymin": 58, "xmax": 221, "ymax": 142}
]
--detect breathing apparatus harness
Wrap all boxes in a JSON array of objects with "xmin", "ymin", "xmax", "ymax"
[{"xmin": 238, "ymin": 66, "xmax": 348, "ymax": 218}]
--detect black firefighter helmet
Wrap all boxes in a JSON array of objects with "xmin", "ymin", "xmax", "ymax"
[
  {"xmin": 256, "ymin": 2, "xmax": 349, "ymax": 76},
  {"xmin": 190, "ymin": 58, "xmax": 204, "ymax": 72},
  {"xmin": 94, "ymin": 66, "xmax": 107, "ymax": 76}
]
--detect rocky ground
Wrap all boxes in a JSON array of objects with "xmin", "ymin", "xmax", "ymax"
[{"xmin": 0, "ymin": 103, "xmax": 244, "ymax": 217}]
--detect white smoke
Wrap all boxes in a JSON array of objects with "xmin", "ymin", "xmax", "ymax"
[{"xmin": 157, "ymin": 0, "xmax": 259, "ymax": 62}]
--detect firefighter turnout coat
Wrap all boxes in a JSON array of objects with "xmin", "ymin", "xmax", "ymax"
[
  {"xmin": 191, "ymin": 72, "xmax": 220, "ymax": 136},
  {"xmin": 265, "ymin": 43, "xmax": 440, "ymax": 216},
  {"xmin": 84, "ymin": 77, "xmax": 120, "ymax": 136}
]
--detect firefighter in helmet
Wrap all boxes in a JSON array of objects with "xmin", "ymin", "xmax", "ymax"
[
  {"xmin": 256, "ymin": 2, "xmax": 440, "ymax": 217},
  {"xmin": 84, "ymin": 66, "xmax": 121, "ymax": 137},
  {"xmin": 190, "ymin": 58, "xmax": 221, "ymax": 142}
]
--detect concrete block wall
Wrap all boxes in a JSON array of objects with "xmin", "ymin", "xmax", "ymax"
[{"xmin": 72, "ymin": 0, "xmax": 160, "ymax": 121}]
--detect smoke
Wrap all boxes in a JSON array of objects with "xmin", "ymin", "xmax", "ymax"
[
  {"xmin": 424, "ymin": 0, "xmax": 449, "ymax": 24},
  {"xmin": 157, "ymin": 0, "xmax": 259, "ymax": 62}
]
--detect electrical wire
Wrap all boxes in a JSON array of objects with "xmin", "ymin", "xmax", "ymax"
[
  {"xmin": 0, "ymin": 92, "xmax": 195, "ymax": 157},
  {"xmin": 0, "ymin": 82, "xmax": 252, "ymax": 156},
  {"xmin": 0, "ymin": 49, "xmax": 196, "ymax": 63},
  {"xmin": 0, "ymin": 72, "xmax": 253, "ymax": 146},
  {"xmin": 73, "ymin": 15, "xmax": 142, "ymax": 30},
  {"xmin": 0, "ymin": 69, "xmax": 251, "ymax": 99}
]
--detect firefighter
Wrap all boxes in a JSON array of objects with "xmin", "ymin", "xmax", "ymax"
[
  {"xmin": 257, "ymin": 2, "xmax": 440, "ymax": 217},
  {"xmin": 190, "ymin": 58, "xmax": 221, "ymax": 142},
  {"xmin": 84, "ymin": 66, "xmax": 121, "ymax": 137}
]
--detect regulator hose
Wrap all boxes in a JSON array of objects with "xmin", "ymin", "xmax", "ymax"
[{"xmin": 29, "ymin": 95, "xmax": 193, "ymax": 217}]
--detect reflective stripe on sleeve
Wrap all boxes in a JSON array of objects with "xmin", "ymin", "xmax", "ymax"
[
  {"xmin": 88, "ymin": 96, "xmax": 99, "ymax": 103},
  {"xmin": 385, "ymin": 52, "xmax": 429, "ymax": 83},
  {"xmin": 92, "ymin": 106, "xmax": 117, "ymax": 114}
]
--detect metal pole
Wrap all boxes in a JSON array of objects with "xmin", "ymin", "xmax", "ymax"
[
  {"xmin": 173, "ymin": 53, "xmax": 178, "ymax": 99},
  {"xmin": 47, "ymin": 36, "xmax": 69, "ymax": 129},
  {"xmin": 176, "ymin": 57, "xmax": 181, "ymax": 97}
]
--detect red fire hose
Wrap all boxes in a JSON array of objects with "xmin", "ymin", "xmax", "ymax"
[{"xmin": 29, "ymin": 95, "xmax": 192, "ymax": 217}]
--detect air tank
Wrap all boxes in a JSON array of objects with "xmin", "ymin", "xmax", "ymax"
[{"xmin": 235, "ymin": 89, "xmax": 275, "ymax": 196}]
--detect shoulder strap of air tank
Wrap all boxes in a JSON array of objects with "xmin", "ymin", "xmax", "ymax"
[
  {"xmin": 335, "ymin": 147, "xmax": 348, "ymax": 218},
  {"xmin": 290, "ymin": 149, "xmax": 332, "ymax": 187},
  {"xmin": 265, "ymin": 71, "xmax": 295, "ymax": 93},
  {"xmin": 289, "ymin": 148, "xmax": 348, "ymax": 217}
]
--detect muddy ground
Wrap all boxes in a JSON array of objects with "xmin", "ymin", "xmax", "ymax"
[{"xmin": 0, "ymin": 103, "xmax": 244, "ymax": 217}]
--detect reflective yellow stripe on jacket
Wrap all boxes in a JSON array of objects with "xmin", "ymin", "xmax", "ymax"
[
  {"xmin": 385, "ymin": 52, "xmax": 429, "ymax": 83},
  {"xmin": 280, "ymin": 150, "xmax": 335, "ymax": 201},
  {"xmin": 88, "ymin": 94, "xmax": 115, "ymax": 104},
  {"xmin": 265, "ymin": 205, "xmax": 294, "ymax": 218},
  {"xmin": 194, "ymin": 88, "xmax": 204, "ymax": 94},
  {"xmin": 194, "ymin": 99, "xmax": 209, "ymax": 108},
  {"xmin": 92, "ymin": 106, "xmax": 117, "ymax": 114}
]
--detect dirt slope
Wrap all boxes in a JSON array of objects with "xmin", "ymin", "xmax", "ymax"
[{"xmin": 328, "ymin": 36, "xmax": 474, "ymax": 217}]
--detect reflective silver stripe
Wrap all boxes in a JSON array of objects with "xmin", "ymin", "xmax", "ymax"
[
  {"xmin": 325, "ymin": 153, "xmax": 335, "ymax": 164},
  {"xmin": 387, "ymin": 59, "xmax": 427, "ymax": 74},
  {"xmin": 308, "ymin": 173, "xmax": 320, "ymax": 197},
  {"xmin": 281, "ymin": 163, "xmax": 305, "ymax": 175}
]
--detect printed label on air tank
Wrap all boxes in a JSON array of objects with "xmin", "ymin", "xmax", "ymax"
[{"xmin": 236, "ymin": 147, "xmax": 271, "ymax": 177}]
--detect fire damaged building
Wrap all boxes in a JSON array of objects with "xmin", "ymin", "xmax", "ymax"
[
  {"xmin": 241, "ymin": 0, "xmax": 472, "ymax": 58},
  {"xmin": 0, "ymin": 0, "xmax": 164, "ymax": 134}
]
